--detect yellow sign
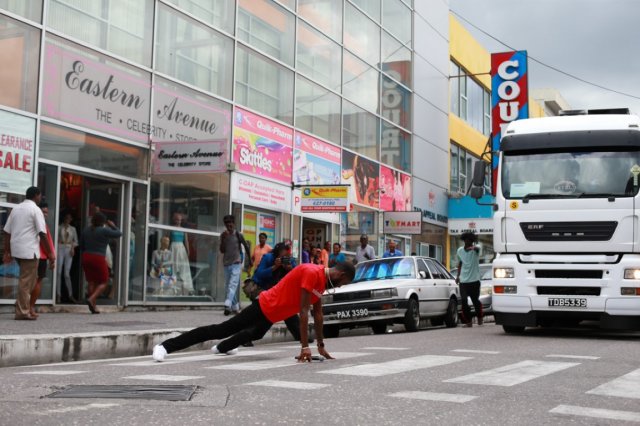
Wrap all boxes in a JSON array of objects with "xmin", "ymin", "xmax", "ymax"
[
  {"xmin": 510, "ymin": 201, "xmax": 519, "ymax": 210},
  {"xmin": 301, "ymin": 185, "xmax": 349, "ymax": 212}
]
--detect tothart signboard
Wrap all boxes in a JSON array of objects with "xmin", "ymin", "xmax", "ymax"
[{"xmin": 383, "ymin": 211, "xmax": 423, "ymax": 235}]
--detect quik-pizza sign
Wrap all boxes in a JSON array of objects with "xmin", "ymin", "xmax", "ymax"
[{"xmin": 491, "ymin": 51, "xmax": 529, "ymax": 193}]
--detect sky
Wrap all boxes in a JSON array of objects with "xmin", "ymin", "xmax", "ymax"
[{"xmin": 448, "ymin": 0, "xmax": 640, "ymax": 115}]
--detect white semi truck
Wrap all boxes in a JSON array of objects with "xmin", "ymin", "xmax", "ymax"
[{"xmin": 470, "ymin": 108, "xmax": 640, "ymax": 333}]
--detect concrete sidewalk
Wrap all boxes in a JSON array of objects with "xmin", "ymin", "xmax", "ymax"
[{"xmin": 0, "ymin": 305, "xmax": 296, "ymax": 368}]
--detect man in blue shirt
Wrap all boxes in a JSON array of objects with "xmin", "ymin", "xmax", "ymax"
[
  {"xmin": 328, "ymin": 242, "xmax": 346, "ymax": 266},
  {"xmin": 382, "ymin": 239, "xmax": 403, "ymax": 258},
  {"xmin": 455, "ymin": 231, "xmax": 483, "ymax": 327}
]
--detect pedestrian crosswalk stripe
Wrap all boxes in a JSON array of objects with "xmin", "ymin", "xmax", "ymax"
[
  {"xmin": 207, "ymin": 352, "xmax": 369, "ymax": 371},
  {"xmin": 114, "ymin": 349, "xmax": 282, "ymax": 366},
  {"xmin": 246, "ymin": 380, "xmax": 330, "ymax": 390},
  {"xmin": 550, "ymin": 404, "xmax": 640, "ymax": 422},
  {"xmin": 389, "ymin": 391, "xmax": 477, "ymax": 403},
  {"xmin": 361, "ymin": 347, "xmax": 409, "ymax": 351},
  {"xmin": 587, "ymin": 368, "xmax": 640, "ymax": 399},
  {"xmin": 546, "ymin": 354, "xmax": 600, "ymax": 360},
  {"xmin": 452, "ymin": 349, "xmax": 500, "ymax": 354},
  {"xmin": 16, "ymin": 370, "xmax": 85, "ymax": 375},
  {"xmin": 319, "ymin": 355, "xmax": 470, "ymax": 377},
  {"xmin": 445, "ymin": 360, "xmax": 579, "ymax": 387},
  {"xmin": 123, "ymin": 374, "xmax": 204, "ymax": 381}
]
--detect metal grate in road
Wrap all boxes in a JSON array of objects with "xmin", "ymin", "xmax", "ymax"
[{"xmin": 46, "ymin": 385, "xmax": 197, "ymax": 401}]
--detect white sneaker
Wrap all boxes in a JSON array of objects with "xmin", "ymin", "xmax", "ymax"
[
  {"xmin": 153, "ymin": 344, "xmax": 167, "ymax": 362},
  {"xmin": 211, "ymin": 345, "xmax": 238, "ymax": 355}
]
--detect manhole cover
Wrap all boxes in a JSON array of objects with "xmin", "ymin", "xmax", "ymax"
[
  {"xmin": 91, "ymin": 321, "xmax": 163, "ymax": 327},
  {"xmin": 47, "ymin": 385, "xmax": 197, "ymax": 401}
]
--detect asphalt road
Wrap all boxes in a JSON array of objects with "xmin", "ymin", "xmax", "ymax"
[{"xmin": 2, "ymin": 322, "xmax": 640, "ymax": 425}]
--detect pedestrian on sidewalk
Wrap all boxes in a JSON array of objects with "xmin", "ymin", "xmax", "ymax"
[
  {"xmin": 3, "ymin": 186, "xmax": 55, "ymax": 320},
  {"xmin": 382, "ymin": 239, "xmax": 403, "ymax": 258},
  {"xmin": 354, "ymin": 234, "xmax": 375, "ymax": 264},
  {"xmin": 80, "ymin": 211, "xmax": 122, "ymax": 314},
  {"xmin": 219, "ymin": 214, "xmax": 252, "ymax": 315},
  {"xmin": 152, "ymin": 262, "xmax": 355, "ymax": 362},
  {"xmin": 57, "ymin": 212, "xmax": 78, "ymax": 303},
  {"xmin": 31, "ymin": 202, "xmax": 56, "ymax": 318},
  {"xmin": 328, "ymin": 242, "xmax": 346, "ymax": 267},
  {"xmin": 455, "ymin": 231, "xmax": 483, "ymax": 327},
  {"xmin": 250, "ymin": 232, "xmax": 271, "ymax": 275}
]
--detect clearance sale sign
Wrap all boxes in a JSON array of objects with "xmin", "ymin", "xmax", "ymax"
[{"xmin": 0, "ymin": 110, "xmax": 35, "ymax": 195}]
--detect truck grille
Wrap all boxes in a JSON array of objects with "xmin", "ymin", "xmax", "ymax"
[
  {"xmin": 537, "ymin": 287, "xmax": 601, "ymax": 296},
  {"xmin": 520, "ymin": 221, "xmax": 617, "ymax": 241},
  {"xmin": 535, "ymin": 270, "xmax": 603, "ymax": 279},
  {"xmin": 332, "ymin": 290, "xmax": 371, "ymax": 302}
]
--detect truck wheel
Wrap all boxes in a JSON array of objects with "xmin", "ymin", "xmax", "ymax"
[
  {"xmin": 444, "ymin": 298, "xmax": 459, "ymax": 328},
  {"xmin": 371, "ymin": 323, "xmax": 387, "ymax": 334},
  {"xmin": 503, "ymin": 325, "xmax": 525, "ymax": 334},
  {"xmin": 403, "ymin": 298, "xmax": 420, "ymax": 332},
  {"xmin": 323, "ymin": 325, "xmax": 340, "ymax": 338}
]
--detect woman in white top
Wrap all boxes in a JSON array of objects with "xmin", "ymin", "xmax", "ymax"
[{"xmin": 57, "ymin": 212, "xmax": 78, "ymax": 303}]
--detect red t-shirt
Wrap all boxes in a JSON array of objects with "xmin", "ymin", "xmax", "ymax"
[{"xmin": 259, "ymin": 263, "xmax": 326, "ymax": 323}]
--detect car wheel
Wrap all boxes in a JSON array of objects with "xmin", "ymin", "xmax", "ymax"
[
  {"xmin": 323, "ymin": 325, "xmax": 340, "ymax": 338},
  {"xmin": 444, "ymin": 298, "xmax": 458, "ymax": 328},
  {"xmin": 403, "ymin": 298, "xmax": 420, "ymax": 332},
  {"xmin": 371, "ymin": 322, "xmax": 387, "ymax": 334},
  {"xmin": 503, "ymin": 325, "xmax": 525, "ymax": 334}
]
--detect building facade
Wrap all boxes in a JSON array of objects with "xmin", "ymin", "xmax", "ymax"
[{"xmin": 0, "ymin": 0, "xmax": 450, "ymax": 308}]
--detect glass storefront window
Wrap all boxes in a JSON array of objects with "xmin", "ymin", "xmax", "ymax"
[
  {"xmin": 235, "ymin": 45, "xmax": 294, "ymax": 125},
  {"xmin": 344, "ymin": 3, "xmax": 380, "ymax": 67},
  {"xmin": 156, "ymin": 4, "xmax": 234, "ymax": 100},
  {"xmin": 0, "ymin": 203, "xmax": 17, "ymax": 300},
  {"xmin": 48, "ymin": 0, "xmax": 153, "ymax": 66},
  {"xmin": 381, "ymin": 119, "xmax": 411, "ymax": 172},
  {"xmin": 382, "ymin": 0, "xmax": 411, "ymax": 47},
  {"xmin": 343, "ymin": 100, "xmax": 379, "ymax": 161},
  {"xmin": 343, "ymin": 51, "xmax": 379, "ymax": 113},
  {"xmin": 350, "ymin": 0, "xmax": 381, "ymax": 22},
  {"xmin": 128, "ymin": 182, "xmax": 147, "ymax": 302},
  {"xmin": 275, "ymin": 0, "xmax": 295, "ymax": 10},
  {"xmin": 39, "ymin": 122, "xmax": 148, "ymax": 180},
  {"xmin": 296, "ymin": 20, "xmax": 341, "ymax": 91},
  {"xmin": 238, "ymin": 0, "xmax": 295, "ymax": 67},
  {"xmin": 382, "ymin": 30, "xmax": 412, "ymax": 88},
  {"xmin": 340, "ymin": 207, "xmax": 378, "ymax": 253},
  {"xmin": 0, "ymin": 15, "xmax": 40, "ymax": 112},
  {"xmin": 36, "ymin": 162, "xmax": 58, "ymax": 301},
  {"xmin": 298, "ymin": 0, "xmax": 342, "ymax": 42},
  {"xmin": 164, "ymin": 0, "xmax": 236, "ymax": 35},
  {"xmin": 380, "ymin": 73, "xmax": 411, "ymax": 130},
  {"xmin": 295, "ymin": 75, "xmax": 341, "ymax": 145},
  {"xmin": 0, "ymin": 0, "xmax": 42, "ymax": 22}
]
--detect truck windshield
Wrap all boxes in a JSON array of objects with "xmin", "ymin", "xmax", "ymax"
[{"xmin": 502, "ymin": 150, "xmax": 640, "ymax": 199}]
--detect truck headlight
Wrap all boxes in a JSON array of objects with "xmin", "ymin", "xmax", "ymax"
[
  {"xmin": 321, "ymin": 294, "xmax": 333, "ymax": 304},
  {"xmin": 624, "ymin": 269, "xmax": 640, "ymax": 280},
  {"xmin": 494, "ymin": 268, "xmax": 514, "ymax": 279},
  {"xmin": 371, "ymin": 288, "xmax": 398, "ymax": 299}
]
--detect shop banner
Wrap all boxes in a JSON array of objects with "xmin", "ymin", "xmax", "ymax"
[
  {"xmin": 448, "ymin": 218, "xmax": 494, "ymax": 235},
  {"xmin": 152, "ymin": 140, "xmax": 228, "ymax": 174},
  {"xmin": 383, "ymin": 211, "xmax": 422, "ymax": 235},
  {"xmin": 231, "ymin": 173, "xmax": 292, "ymax": 213},
  {"xmin": 293, "ymin": 131, "xmax": 341, "ymax": 186},
  {"xmin": 0, "ymin": 110, "xmax": 35, "ymax": 195},
  {"xmin": 232, "ymin": 107, "xmax": 293, "ymax": 184},
  {"xmin": 413, "ymin": 179, "xmax": 448, "ymax": 226},
  {"xmin": 292, "ymin": 189, "xmax": 340, "ymax": 223},
  {"xmin": 259, "ymin": 214, "xmax": 277, "ymax": 245},
  {"xmin": 380, "ymin": 165, "xmax": 412, "ymax": 211},
  {"xmin": 300, "ymin": 185, "xmax": 349, "ymax": 212},
  {"xmin": 341, "ymin": 150, "xmax": 379, "ymax": 209}
]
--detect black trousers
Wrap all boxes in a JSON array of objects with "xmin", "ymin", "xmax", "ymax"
[
  {"xmin": 459, "ymin": 281, "xmax": 483, "ymax": 324},
  {"xmin": 161, "ymin": 300, "xmax": 273, "ymax": 354}
]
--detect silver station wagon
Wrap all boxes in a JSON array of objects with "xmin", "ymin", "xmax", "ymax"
[{"xmin": 322, "ymin": 256, "xmax": 460, "ymax": 337}]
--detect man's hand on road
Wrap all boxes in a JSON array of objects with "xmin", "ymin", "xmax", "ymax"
[
  {"xmin": 297, "ymin": 347, "xmax": 312, "ymax": 362},
  {"xmin": 318, "ymin": 346, "xmax": 334, "ymax": 360}
]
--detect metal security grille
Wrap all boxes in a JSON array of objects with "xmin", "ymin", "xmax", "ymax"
[
  {"xmin": 520, "ymin": 221, "xmax": 618, "ymax": 241},
  {"xmin": 47, "ymin": 385, "xmax": 197, "ymax": 401}
]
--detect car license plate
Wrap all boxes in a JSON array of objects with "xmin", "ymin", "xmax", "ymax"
[
  {"xmin": 548, "ymin": 297, "xmax": 587, "ymax": 308},
  {"xmin": 336, "ymin": 308, "xmax": 369, "ymax": 319}
]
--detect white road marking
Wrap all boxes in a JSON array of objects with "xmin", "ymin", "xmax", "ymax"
[
  {"xmin": 123, "ymin": 374, "xmax": 204, "ymax": 381},
  {"xmin": 207, "ymin": 352, "xmax": 368, "ymax": 371},
  {"xmin": 445, "ymin": 360, "xmax": 579, "ymax": 386},
  {"xmin": 37, "ymin": 403, "xmax": 119, "ymax": 414},
  {"xmin": 319, "ymin": 355, "xmax": 470, "ymax": 377},
  {"xmin": 361, "ymin": 347, "xmax": 409, "ymax": 351},
  {"xmin": 452, "ymin": 349, "xmax": 500, "ymax": 354},
  {"xmin": 389, "ymin": 391, "xmax": 477, "ymax": 403},
  {"xmin": 587, "ymin": 368, "xmax": 640, "ymax": 399},
  {"xmin": 114, "ymin": 349, "xmax": 282, "ymax": 366},
  {"xmin": 16, "ymin": 370, "xmax": 85, "ymax": 375},
  {"xmin": 550, "ymin": 404, "xmax": 640, "ymax": 422},
  {"xmin": 246, "ymin": 380, "xmax": 330, "ymax": 390},
  {"xmin": 546, "ymin": 354, "xmax": 600, "ymax": 360}
]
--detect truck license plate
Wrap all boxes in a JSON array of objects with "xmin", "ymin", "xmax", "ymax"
[
  {"xmin": 336, "ymin": 308, "xmax": 369, "ymax": 319},
  {"xmin": 548, "ymin": 297, "xmax": 587, "ymax": 308}
]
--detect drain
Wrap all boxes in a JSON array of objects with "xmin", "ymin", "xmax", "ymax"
[{"xmin": 47, "ymin": 385, "xmax": 197, "ymax": 401}]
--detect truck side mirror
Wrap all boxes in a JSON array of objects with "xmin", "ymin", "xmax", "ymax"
[
  {"xmin": 469, "ymin": 186, "xmax": 484, "ymax": 200},
  {"xmin": 472, "ymin": 162, "xmax": 486, "ymax": 187}
]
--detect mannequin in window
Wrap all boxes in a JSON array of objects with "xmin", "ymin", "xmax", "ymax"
[
  {"xmin": 170, "ymin": 212, "xmax": 193, "ymax": 295},
  {"xmin": 151, "ymin": 235, "xmax": 175, "ymax": 294},
  {"xmin": 57, "ymin": 212, "xmax": 78, "ymax": 303}
]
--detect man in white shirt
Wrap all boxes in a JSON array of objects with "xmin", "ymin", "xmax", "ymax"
[
  {"xmin": 3, "ymin": 187, "xmax": 55, "ymax": 320},
  {"xmin": 354, "ymin": 234, "xmax": 376, "ymax": 264}
]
